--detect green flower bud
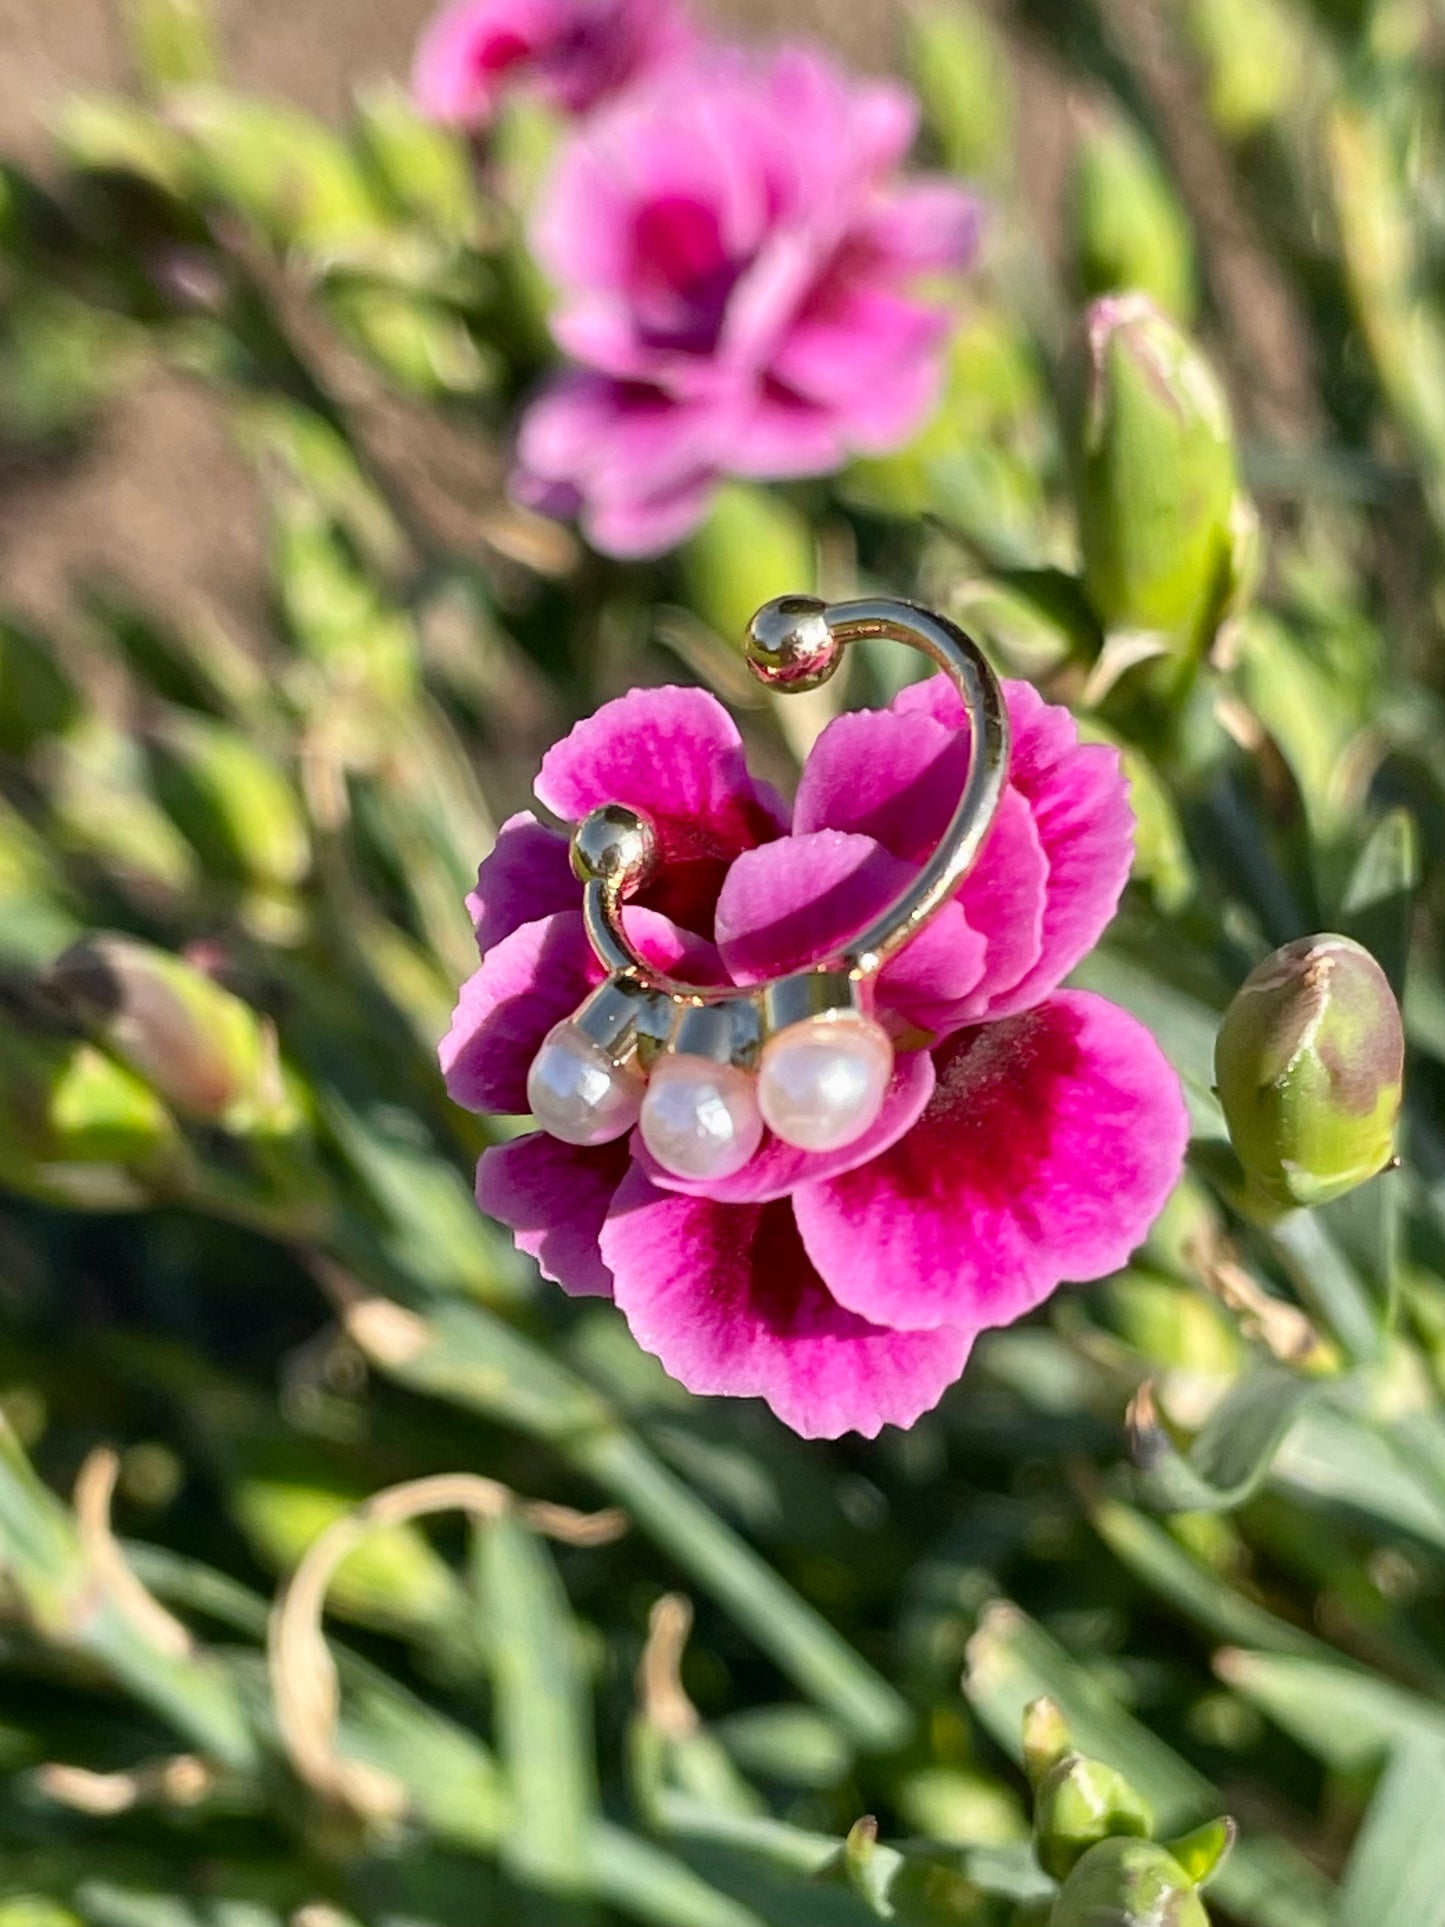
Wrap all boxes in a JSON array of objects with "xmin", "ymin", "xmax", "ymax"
[
  {"xmin": 1215, "ymin": 934, "xmax": 1403, "ymax": 1211},
  {"xmin": 1071, "ymin": 296, "xmax": 1249, "ymax": 665},
  {"xmin": 46, "ymin": 934, "xmax": 289, "ymax": 1130},
  {"xmin": 125, "ymin": 0, "xmax": 218, "ymax": 93},
  {"xmin": 1051, "ymin": 1838, "xmax": 1210, "ymax": 1927},
  {"xmin": 904, "ymin": 1, "xmax": 1014, "ymax": 180},
  {"xmin": 146, "ymin": 712, "xmax": 309, "ymax": 890},
  {"xmin": 1023, "ymin": 1698, "xmax": 1072, "ymax": 1784},
  {"xmin": 1033, "ymin": 1754, "xmax": 1153, "ymax": 1881},
  {"xmin": 167, "ymin": 89, "xmax": 381, "ymax": 252},
  {"xmin": 0, "ymin": 619, "xmax": 79, "ymax": 757},
  {"xmin": 1069, "ymin": 116, "xmax": 1197, "ymax": 323},
  {"xmin": 1182, "ymin": 0, "xmax": 1302, "ymax": 139},
  {"xmin": 0, "ymin": 1026, "xmax": 179, "ymax": 1205},
  {"xmin": 353, "ymin": 83, "xmax": 488, "ymax": 244}
]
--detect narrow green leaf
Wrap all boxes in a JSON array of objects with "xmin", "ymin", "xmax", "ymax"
[
  {"xmin": 576, "ymin": 1429, "xmax": 911, "ymax": 1753},
  {"xmin": 1129, "ymin": 1368, "xmax": 1325, "ymax": 1513},
  {"xmin": 589, "ymin": 1823, "xmax": 768, "ymax": 1927},
  {"xmin": 1271, "ymin": 1402, "xmax": 1445, "ymax": 1553},
  {"xmin": 477, "ymin": 1510, "xmax": 596, "ymax": 1899},
  {"xmin": 1340, "ymin": 807, "xmax": 1419, "ymax": 998},
  {"xmin": 1334, "ymin": 1738, "xmax": 1445, "ymax": 1927},
  {"xmin": 1092, "ymin": 1497, "xmax": 1327, "ymax": 1657},
  {"xmin": 1216, "ymin": 1651, "xmax": 1445, "ymax": 1769}
]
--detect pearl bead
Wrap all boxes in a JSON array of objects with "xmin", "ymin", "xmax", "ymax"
[
  {"xmin": 758, "ymin": 1014, "xmax": 893, "ymax": 1153},
  {"xmin": 640, "ymin": 1053, "xmax": 764, "ymax": 1181},
  {"xmin": 527, "ymin": 1020, "xmax": 642, "ymax": 1146}
]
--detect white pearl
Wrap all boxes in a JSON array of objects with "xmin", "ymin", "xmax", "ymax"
[
  {"xmin": 640, "ymin": 1053, "xmax": 764, "ymax": 1181},
  {"xmin": 758, "ymin": 1014, "xmax": 893, "ymax": 1153},
  {"xmin": 526, "ymin": 1020, "xmax": 642, "ymax": 1146}
]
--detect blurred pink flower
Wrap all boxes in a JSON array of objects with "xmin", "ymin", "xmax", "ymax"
[
  {"xmin": 441, "ymin": 675, "xmax": 1187, "ymax": 1439},
  {"xmin": 413, "ymin": 0, "xmax": 694, "ymax": 128},
  {"xmin": 512, "ymin": 45, "xmax": 982, "ymax": 558}
]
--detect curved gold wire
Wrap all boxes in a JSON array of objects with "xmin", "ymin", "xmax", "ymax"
[{"xmin": 579, "ymin": 597, "xmax": 1009, "ymax": 1012}]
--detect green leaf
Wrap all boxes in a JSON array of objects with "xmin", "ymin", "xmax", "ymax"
[
  {"xmin": 1334, "ymin": 1739, "xmax": 1445, "ymax": 1927},
  {"xmin": 1091, "ymin": 1498, "xmax": 1327, "ymax": 1658},
  {"xmin": 1270, "ymin": 1399, "xmax": 1445, "ymax": 1553},
  {"xmin": 1341, "ymin": 808, "xmax": 1419, "ymax": 1001},
  {"xmin": 588, "ymin": 1823, "xmax": 767, "ymax": 1927},
  {"xmin": 1129, "ymin": 1368, "xmax": 1326, "ymax": 1513},
  {"xmin": 1215, "ymin": 1651, "xmax": 1445, "ymax": 1769},
  {"xmin": 477, "ymin": 1511, "xmax": 596, "ymax": 1899}
]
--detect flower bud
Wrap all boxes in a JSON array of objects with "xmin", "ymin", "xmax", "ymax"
[
  {"xmin": 45, "ymin": 934, "xmax": 287, "ymax": 1129},
  {"xmin": 1023, "ymin": 1697, "xmax": 1072, "ymax": 1784},
  {"xmin": 1069, "ymin": 115, "xmax": 1197, "ymax": 322},
  {"xmin": 905, "ymin": 1, "xmax": 1014, "ymax": 180},
  {"xmin": 1215, "ymin": 934, "xmax": 1403, "ymax": 1211},
  {"xmin": 1051, "ymin": 1838, "xmax": 1210, "ymax": 1927},
  {"xmin": 126, "ymin": 0, "xmax": 218, "ymax": 93},
  {"xmin": 1033, "ymin": 1754, "xmax": 1153, "ymax": 1881},
  {"xmin": 146, "ymin": 713, "xmax": 309, "ymax": 890},
  {"xmin": 0, "ymin": 1027, "xmax": 178, "ymax": 1203},
  {"xmin": 1183, "ymin": 0, "xmax": 1302, "ymax": 139},
  {"xmin": 1071, "ymin": 296, "xmax": 1250, "ymax": 663},
  {"xmin": 0, "ymin": 618, "xmax": 79, "ymax": 757}
]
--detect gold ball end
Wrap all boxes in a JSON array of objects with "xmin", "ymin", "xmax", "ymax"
[
  {"xmin": 570, "ymin": 804, "xmax": 659, "ymax": 889},
  {"xmin": 744, "ymin": 595, "xmax": 843, "ymax": 692}
]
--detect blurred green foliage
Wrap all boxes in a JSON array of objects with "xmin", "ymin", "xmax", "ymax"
[{"xmin": 1, "ymin": 1, "xmax": 1445, "ymax": 1924}]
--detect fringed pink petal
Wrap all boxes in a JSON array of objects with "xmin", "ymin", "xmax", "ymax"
[
  {"xmin": 467, "ymin": 811, "xmax": 576, "ymax": 956},
  {"xmin": 535, "ymin": 685, "xmax": 787, "ymax": 937},
  {"xmin": 793, "ymin": 714, "xmax": 1048, "ymax": 1023},
  {"xmin": 795, "ymin": 991, "xmax": 1188, "ymax": 1332},
  {"xmin": 476, "ymin": 1131, "xmax": 630, "ymax": 1297},
  {"xmin": 601, "ymin": 1172, "xmax": 973, "ymax": 1438}
]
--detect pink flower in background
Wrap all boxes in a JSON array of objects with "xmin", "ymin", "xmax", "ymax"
[
  {"xmin": 413, "ymin": 0, "xmax": 695, "ymax": 128},
  {"xmin": 441, "ymin": 677, "xmax": 1188, "ymax": 1439},
  {"xmin": 512, "ymin": 45, "xmax": 982, "ymax": 558}
]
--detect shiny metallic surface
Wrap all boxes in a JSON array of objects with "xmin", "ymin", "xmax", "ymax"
[
  {"xmin": 759, "ymin": 969, "xmax": 864, "ymax": 1039},
  {"xmin": 816, "ymin": 597, "xmax": 1009, "ymax": 971},
  {"xmin": 573, "ymin": 976, "xmax": 654, "ymax": 1062},
  {"xmin": 570, "ymin": 803, "xmax": 659, "ymax": 888},
  {"xmin": 570, "ymin": 595, "xmax": 1010, "ymax": 1065},
  {"xmin": 581, "ymin": 877, "xmax": 643, "ymax": 982},
  {"xmin": 744, "ymin": 593, "xmax": 845, "ymax": 691},
  {"xmin": 675, "ymin": 998, "xmax": 763, "ymax": 1068}
]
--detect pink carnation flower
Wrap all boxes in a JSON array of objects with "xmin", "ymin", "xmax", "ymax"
[
  {"xmin": 512, "ymin": 45, "xmax": 982, "ymax": 558},
  {"xmin": 441, "ymin": 676, "xmax": 1189, "ymax": 1440},
  {"xmin": 413, "ymin": 0, "xmax": 694, "ymax": 128}
]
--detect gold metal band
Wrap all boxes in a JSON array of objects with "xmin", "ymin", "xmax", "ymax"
[{"xmin": 571, "ymin": 596, "xmax": 1009, "ymax": 1069}]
